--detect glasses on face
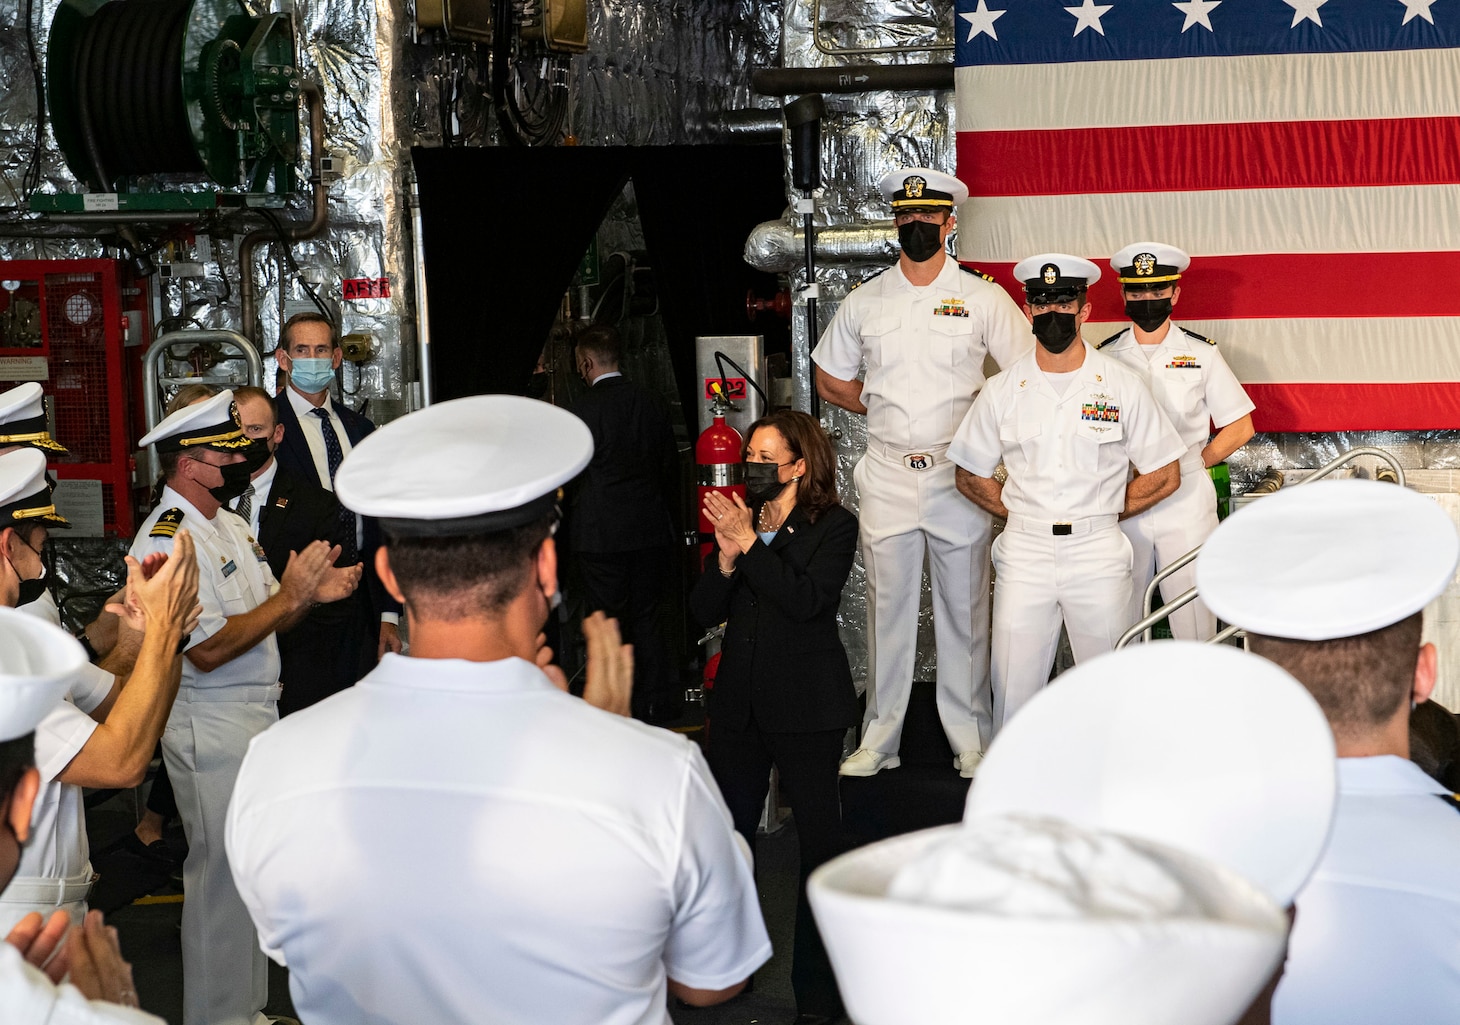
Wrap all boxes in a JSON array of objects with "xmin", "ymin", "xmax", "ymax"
[
  {"xmin": 1123, "ymin": 287, "xmax": 1175, "ymax": 301},
  {"xmin": 892, "ymin": 210, "xmax": 947, "ymax": 225}
]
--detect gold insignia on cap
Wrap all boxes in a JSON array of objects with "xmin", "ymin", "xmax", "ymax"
[
  {"xmin": 1135, "ymin": 253, "xmax": 1156, "ymax": 277},
  {"xmin": 904, "ymin": 175, "xmax": 926, "ymax": 199},
  {"xmin": 1042, "ymin": 264, "xmax": 1059, "ymax": 285}
]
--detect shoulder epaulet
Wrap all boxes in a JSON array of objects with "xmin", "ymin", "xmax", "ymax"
[
  {"xmin": 149, "ymin": 508, "xmax": 185, "ymax": 539},
  {"xmin": 1095, "ymin": 329, "xmax": 1128, "ymax": 351},
  {"xmin": 959, "ymin": 265, "xmax": 997, "ymax": 284},
  {"xmin": 849, "ymin": 267, "xmax": 889, "ymax": 292},
  {"xmin": 1180, "ymin": 326, "xmax": 1217, "ymax": 346},
  {"xmin": 1437, "ymin": 794, "xmax": 1460, "ymax": 815}
]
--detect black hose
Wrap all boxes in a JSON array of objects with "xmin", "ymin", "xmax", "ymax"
[{"xmin": 713, "ymin": 351, "xmax": 769, "ymax": 417}]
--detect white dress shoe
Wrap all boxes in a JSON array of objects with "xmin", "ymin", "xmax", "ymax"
[
  {"xmin": 839, "ymin": 748, "xmax": 901, "ymax": 777},
  {"xmin": 955, "ymin": 750, "xmax": 984, "ymax": 778}
]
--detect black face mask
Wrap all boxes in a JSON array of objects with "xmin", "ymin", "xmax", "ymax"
[
  {"xmin": 1125, "ymin": 297, "xmax": 1173, "ymax": 333},
  {"xmin": 16, "ymin": 576, "xmax": 47, "ymax": 607},
  {"xmin": 1032, "ymin": 311, "xmax": 1080, "ymax": 354},
  {"xmin": 744, "ymin": 461, "xmax": 791, "ymax": 505},
  {"xmin": 525, "ymin": 373, "xmax": 550, "ymax": 400},
  {"xmin": 205, "ymin": 441, "xmax": 269, "ymax": 504},
  {"xmin": 897, "ymin": 220, "xmax": 944, "ymax": 263}
]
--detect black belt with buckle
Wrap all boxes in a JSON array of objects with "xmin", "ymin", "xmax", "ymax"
[{"xmin": 1052, "ymin": 523, "xmax": 1073, "ymax": 536}]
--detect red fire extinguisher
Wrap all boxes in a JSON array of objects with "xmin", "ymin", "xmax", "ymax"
[{"xmin": 696, "ymin": 394, "xmax": 744, "ymax": 566}]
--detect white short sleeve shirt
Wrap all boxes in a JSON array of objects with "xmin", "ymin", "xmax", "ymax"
[
  {"xmin": 1274, "ymin": 755, "xmax": 1460, "ymax": 1025},
  {"xmin": 949, "ymin": 344, "xmax": 1186, "ymax": 520},
  {"xmin": 226, "ymin": 654, "xmax": 771, "ymax": 1025},
  {"xmin": 812, "ymin": 258, "xmax": 1032, "ymax": 451},
  {"xmin": 130, "ymin": 487, "xmax": 280, "ymax": 690},
  {"xmin": 1098, "ymin": 326, "xmax": 1255, "ymax": 470}
]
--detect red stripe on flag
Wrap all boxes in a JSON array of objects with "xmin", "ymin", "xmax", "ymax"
[
  {"xmin": 964, "ymin": 254, "xmax": 1460, "ymax": 320},
  {"xmin": 1247, "ymin": 383, "xmax": 1460, "ymax": 432},
  {"xmin": 957, "ymin": 117, "xmax": 1460, "ymax": 197}
]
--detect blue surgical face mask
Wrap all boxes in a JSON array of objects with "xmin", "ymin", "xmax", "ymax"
[{"xmin": 290, "ymin": 357, "xmax": 336, "ymax": 394}]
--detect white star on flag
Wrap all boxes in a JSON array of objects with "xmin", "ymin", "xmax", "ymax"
[
  {"xmin": 1172, "ymin": 0, "xmax": 1221, "ymax": 31},
  {"xmin": 1398, "ymin": 0, "xmax": 1439, "ymax": 25},
  {"xmin": 1066, "ymin": 0, "xmax": 1115, "ymax": 35},
  {"xmin": 1283, "ymin": 0, "xmax": 1328, "ymax": 27},
  {"xmin": 960, "ymin": 0, "xmax": 1007, "ymax": 40}
]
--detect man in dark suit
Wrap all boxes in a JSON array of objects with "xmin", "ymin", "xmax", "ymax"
[
  {"xmin": 231, "ymin": 386, "xmax": 362, "ymax": 715},
  {"xmin": 272, "ymin": 312, "xmax": 403, "ymax": 678},
  {"xmin": 568, "ymin": 325, "xmax": 681, "ymax": 723}
]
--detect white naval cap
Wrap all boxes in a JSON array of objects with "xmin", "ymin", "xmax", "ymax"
[
  {"xmin": 809, "ymin": 815, "xmax": 1287, "ymax": 1025},
  {"xmin": 1014, "ymin": 253, "xmax": 1102, "ymax": 301},
  {"xmin": 1197, "ymin": 479, "xmax": 1460, "ymax": 641},
  {"xmin": 1112, "ymin": 241, "xmax": 1191, "ymax": 285},
  {"xmin": 0, "ymin": 606, "xmax": 84, "ymax": 742},
  {"xmin": 878, "ymin": 166, "xmax": 968, "ymax": 210},
  {"xmin": 965, "ymin": 642, "xmax": 1337, "ymax": 906},
  {"xmin": 0, "ymin": 383, "xmax": 67, "ymax": 454},
  {"xmin": 138, "ymin": 388, "xmax": 251, "ymax": 455},
  {"xmin": 0, "ymin": 448, "xmax": 68, "ymax": 530},
  {"xmin": 335, "ymin": 394, "xmax": 593, "ymax": 538}
]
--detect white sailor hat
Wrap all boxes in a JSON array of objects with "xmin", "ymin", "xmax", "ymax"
[
  {"xmin": 810, "ymin": 815, "xmax": 1288, "ymax": 1025},
  {"xmin": 1197, "ymin": 479, "xmax": 1460, "ymax": 641},
  {"xmin": 0, "ymin": 383, "xmax": 67, "ymax": 455},
  {"xmin": 878, "ymin": 167, "xmax": 968, "ymax": 210},
  {"xmin": 1112, "ymin": 241, "xmax": 1191, "ymax": 286},
  {"xmin": 0, "ymin": 606, "xmax": 84, "ymax": 742},
  {"xmin": 1014, "ymin": 253, "xmax": 1101, "ymax": 302},
  {"xmin": 0, "ymin": 448, "xmax": 69, "ymax": 530},
  {"xmin": 138, "ymin": 389, "xmax": 252, "ymax": 455},
  {"xmin": 966, "ymin": 642, "xmax": 1336, "ymax": 906},
  {"xmin": 335, "ymin": 395, "xmax": 593, "ymax": 538}
]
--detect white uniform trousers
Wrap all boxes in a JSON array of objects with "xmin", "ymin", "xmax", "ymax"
[
  {"xmin": 1119, "ymin": 467, "xmax": 1219, "ymax": 641},
  {"xmin": 853, "ymin": 443, "xmax": 993, "ymax": 757},
  {"xmin": 162, "ymin": 685, "xmax": 279, "ymax": 1025},
  {"xmin": 990, "ymin": 518, "xmax": 1132, "ymax": 733},
  {"xmin": 0, "ymin": 871, "xmax": 92, "ymax": 936}
]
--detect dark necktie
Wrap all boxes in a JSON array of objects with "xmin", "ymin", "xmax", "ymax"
[
  {"xmin": 312, "ymin": 407, "xmax": 358, "ymax": 562},
  {"xmin": 235, "ymin": 484, "xmax": 254, "ymax": 529}
]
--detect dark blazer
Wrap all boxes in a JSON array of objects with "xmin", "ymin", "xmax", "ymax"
[
  {"xmin": 254, "ymin": 463, "xmax": 365, "ymax": 709},
  {"xmin": 273, "ymin": 390, "xmax": 401, "ymax": 622},
  {"xmin": 690, "ymin": 503, "xmax": 859, "ymax": 734},
  {"xmin": 567, "ymin": 375, "xmax": 678, "ymax": 553}
]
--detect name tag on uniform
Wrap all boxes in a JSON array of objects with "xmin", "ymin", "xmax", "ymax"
[
  {"xmin": 934, "ymin": 298, "xmax": 968, "ymax": 317},
  {"xmin": 221, "ymin": 559, "xmax": 238, "ymax": 578},
  {"xmin": 904, "ymin": 452, "xmax": 934, "ymax": 471}
]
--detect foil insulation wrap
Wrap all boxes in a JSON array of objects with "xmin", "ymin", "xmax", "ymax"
[
  {"xmin": 0, "ymin": 0, "xmax": 416, "ymax": 603},
  {"xmin": 778, "ymin": 0, "xmax": 955, "ymax": 686},
  {"xmin": 410, "ymin": 0, "xmax": 783, "ymax": 147}
]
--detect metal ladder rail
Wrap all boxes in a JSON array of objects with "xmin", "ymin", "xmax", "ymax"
[{"xmin": 1114, "ymin": 446, "xmax": 1408, "ymax": 650}]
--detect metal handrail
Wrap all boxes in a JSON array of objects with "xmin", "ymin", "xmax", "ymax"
[
  {"xmin": 139, "ymin": 329, "xmax": 264, "ymax": 487},
  {"xmin": 1114, "ymin": 446, "xmax": 1407, "ymax": 650}
]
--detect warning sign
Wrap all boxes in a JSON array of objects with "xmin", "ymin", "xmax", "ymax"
[
  {"xmin": 704, "ymin": 377, "xmax": 747, "ymax": 401},
  {"xmin": 342, "ymin": 278, "xmax": 391, "ymax": 301}
]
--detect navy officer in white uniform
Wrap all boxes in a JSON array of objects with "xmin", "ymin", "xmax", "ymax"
[
  {"xmin": 1199, "ymin": 479, "xmax": 1460, "ymax": 1025},
  {"xmin": 226, "ymin": 395, "xmax": 771, "ymax": 1025},
  {"xmin": 131, "ymin": 389, "xmax": 360, "ymax": 1025},
  {"xmin": 0, "ymin": 607, "xmax": 168, "ymax": 1023},
  {"xmin": 1098, "ymin": 243, "xmax": 1255, "ymax": 639},
  {"xmin": 0, "ymin": 450, "xmax": 198, "ymax": 937},
  {"xmin": 813, "ymin": 166, "xmax": 1030, "ymax": 779},
  {"xmin": 949, "ymin": 254, "xmax": 1184, "ymax": 737}
]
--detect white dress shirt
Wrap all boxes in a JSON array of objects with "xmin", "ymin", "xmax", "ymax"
[
  {"xmin": 227, "ymin": 654, "xmax": 771, "ymax": 1025},
  {"xmin": 1274, "ymin": 755, "xmax": 1460, "ymax": 1025},
  {"xmin": 0, "ymin": 943, "xmax": 162, "ymax": 1023},
  {"xmin": 229, "ymin": 458, "xmax": 277, "ymax": 540}
]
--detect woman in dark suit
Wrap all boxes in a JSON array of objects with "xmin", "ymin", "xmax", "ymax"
[{"xmin": 691, "ymin": 409, "xmax": 858, "ymax": 1025}]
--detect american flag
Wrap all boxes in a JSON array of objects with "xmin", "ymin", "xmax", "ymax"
[{"xmin": 953, "ymin": 0, "xmax": 1460, "ymax": 431}]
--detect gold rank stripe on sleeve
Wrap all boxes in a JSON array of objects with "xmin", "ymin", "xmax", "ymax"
[{"xmin": 150, "ymin": 508, "xmax": 185, "ymax": 538}]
